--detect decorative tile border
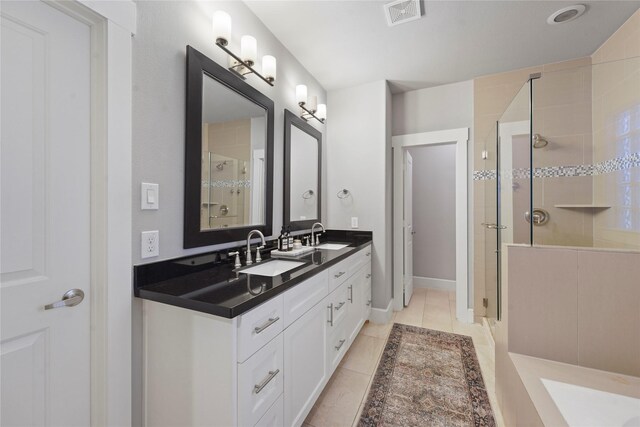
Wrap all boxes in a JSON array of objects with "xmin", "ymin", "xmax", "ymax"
[
  {"xmin": 473, "ymin": 152, "xmax": 639, "ymax": 181},
  {"xmin": 201, "ymin": 179, "xmax": 251, "ymax": 188}
]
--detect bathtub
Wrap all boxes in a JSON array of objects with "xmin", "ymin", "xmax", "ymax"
[{"xmin": 542, "ymin": 378, "xmax": 640, "ymax": 427}]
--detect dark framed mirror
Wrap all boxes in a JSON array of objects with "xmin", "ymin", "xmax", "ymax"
[
  {"xmin": 284, "ymin": 109, "xmax": 322, "ymax": 232},
  {"xmin": 184, "ymin": 45, "xmax": 274, "ymax": 248}
]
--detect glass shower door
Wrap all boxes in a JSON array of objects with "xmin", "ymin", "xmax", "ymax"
[{"xmin": 485, "ymin": 79, "xmax": 533, "ymax": 327}]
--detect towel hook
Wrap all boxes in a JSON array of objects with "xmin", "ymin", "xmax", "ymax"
[{"xmin": 336, "ymin": 189, "xmax": 350, "ymax": 199}]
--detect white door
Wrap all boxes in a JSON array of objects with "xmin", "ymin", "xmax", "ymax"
[
  {"xmin": 1, "ymin": 1, "xmax": 91, "ymax": 425},
  {"xmin": 403, "ymin": 150, "xmax": 414, "ymax": 307}
]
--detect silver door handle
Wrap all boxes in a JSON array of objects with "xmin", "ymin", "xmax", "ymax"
[
  {"xmin": 254, "ymin": 317, "xmax": 280, "ymax": 334},
  {"xmin": 334, "ymin": 271, "xmax": 345, "ymax": 279},
  {"xmin": 335, "ymin": 301, "xmax": 346, "ymax": 311},
  {"xmin": 348, "ymin": 285, "xmax": 353, "ymax": 303},
  {"xmin": 365, "ymin": 252, "xmax": 371, "ymax": 257},
  {"xmin": 44, "ymin": 289, "xmax": 84, "ymax": 310},
  {"xmin": 366, "ymin": 273, "xmax": 371, "ymax": 279},
  {"xmin": 335, "ymin": 339, "xmax": 346, "ymax": 351},
  {"xmin": 481, "ymin": 223, "xmax": 507, "ymax": 230},
  {"xmin": 366, "ymin": 300, "xmax": 371, "ymax": 307},
  {"xmin": 253, "ymin": 369, "xmax": 280, "ymax": 394}
]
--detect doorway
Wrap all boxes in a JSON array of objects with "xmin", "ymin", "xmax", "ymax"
[
  {"xmin": 406, "ymin": 143, "xmax": 457, "ymax": 302},
  {"xmin": 392, "ymin": 128, "xmax": 471, "ymax": 323}
]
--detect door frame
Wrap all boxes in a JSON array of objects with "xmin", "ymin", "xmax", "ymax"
[
  {"xmin": 392, "ymin": 128, "xmax": 471, "ymax": 322},
  {"xmin": 43, "ymin": 1, "xmax": 135, "ymax": 425}
]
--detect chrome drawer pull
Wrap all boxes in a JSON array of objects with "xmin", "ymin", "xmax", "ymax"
[
  {"xmin": 366, "ymin": 273, "xmax": 371, "ymax": 279},
  {"xmin": 366, "ymin": 300, "xmax": 371, "ymax": 306},
  {"xmin": 334, "ymin": 271, "xmax": 345, "ymax": 279},
  {"xmin": 254, "ymin": 317, "xmax": 280, "ymax": 334},
  {"xmin": 335, "ymin": 339, "xmax": 346, "ymax": 351},
  {"xmin": 335, "ymin": 301, "xmax": 346, "ymax": 311},
  {"xmin": 366, "ymin": 252, "xmax": 371, "ymax": 256},
  {"xmin": 254, "ymin": 369, "xmax": 280, "ymax": 394},
  {"xmin": 327, "ymin": 303, "xmax": 334, "ymax": 326},
  {"xmin": 348, "ymin": 285, "xmax": 353, "ymax": 303}
]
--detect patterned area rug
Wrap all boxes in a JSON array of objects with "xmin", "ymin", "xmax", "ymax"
[{"xmin": 359, "ymin": 323, "xmax": 495, "ymax": 427}]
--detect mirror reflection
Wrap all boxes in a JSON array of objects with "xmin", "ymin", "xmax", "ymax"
[
  {"xmin": 200, "ymin": 73, "xmax": 267, "ymax": 230},
  {"xmin": 284, "ymin": 110, "xmax": 322, "ymax": 231},
  {"xmin": 289, "ymin": 125, "xmax": 318, "ymax": 221}
]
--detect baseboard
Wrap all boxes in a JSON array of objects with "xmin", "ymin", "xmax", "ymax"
[
  {"xmin": 414, "ymin": 276, "xmax": 456, "ymax": 291},
  {"xmin": 369, "ymin": 299, "xmax": 393, "ymax": 324}
]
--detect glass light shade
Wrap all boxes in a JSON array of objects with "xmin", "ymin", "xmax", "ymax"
[
  {"xmin": 240, "ymin": 35, "xmax": 257, "ymax": 65},
  {"xmin": 308, "ymin": 95, "xmax": 318, "ymax": 112},
  {"xmin": 262, "ymin": 55, "xmax": 276, "ymax": 81},
  {"xmin": 296, "ymin": 85, "xmax": 307, "ymax": 105},
  {"xmin": 317, "ymin": 104, "xmax": 327, "ymax": 120},
  {"xmin": 212, "ymin": 11, "xmax": 231, "ymax": 44}
]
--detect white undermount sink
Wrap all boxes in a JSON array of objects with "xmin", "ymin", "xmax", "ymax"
[
  {"xmin": 315, "ymin": 243, "xmax": 350, "ymax": 250},
  {"xmin": 240, "ymin": 259, "xmax": 305, "ymax": 277}
]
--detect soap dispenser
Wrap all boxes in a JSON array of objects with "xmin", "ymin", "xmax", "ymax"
[{"xmin": 280, "ymin": 227, "xmax": 288, "ymax": 252}]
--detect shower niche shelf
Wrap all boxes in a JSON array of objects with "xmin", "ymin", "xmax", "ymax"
[{"xmin": 554, "ymin": 204, "xmax": 611, "ymax": 209}]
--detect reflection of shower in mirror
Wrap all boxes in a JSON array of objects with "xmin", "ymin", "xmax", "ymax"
[{"xmin": 216, "ymin": 160, "xmax": 227, "ymax": 170}]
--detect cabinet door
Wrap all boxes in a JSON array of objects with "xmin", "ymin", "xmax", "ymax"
[
  {"xmin": 363, "ymin": 264, "xmax": 372, "ymax": 321},
  {"xmin": 283, "ymin": 300, "xmax": 327, "ymax": 427},
  {"xmin": 346, "ymin": 270, "xmax": 364, "ymax": 344}
]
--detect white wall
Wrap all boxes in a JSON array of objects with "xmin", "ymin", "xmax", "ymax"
[
  {"xmin": 392, "ymin": 80, "xmax": 473, "ymax": 136},
  {"xmin": 132, "ymin": 2, "xmax": 326, "ymax": 424},
  {"xmin": 407, "ymin": 144, "xmax": 457, "ymax": 281},
  {"xmin": 326, "ymin": 80, "xmax": 393, "ymax": 309}
]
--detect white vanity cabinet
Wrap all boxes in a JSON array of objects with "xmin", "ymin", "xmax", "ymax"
[{"xmin": 143, "ymin": 244, "xmax": 372, "ymax": 427}]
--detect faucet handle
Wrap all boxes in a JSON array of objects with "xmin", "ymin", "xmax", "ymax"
[
  {"xmin": 315, "ymin": 234, "xmax": 321, "ymax": 246},
  {"xmin": 255, "ymin": 245, "xmax": 265, "ymax": 262},
  {"xmin": 228, "ymin": 251, "xmax": 241, "ymax": 269}
]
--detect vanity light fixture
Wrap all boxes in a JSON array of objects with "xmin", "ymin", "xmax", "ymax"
[
  {"xmin": 296, "ymin": 84, "xmax": 326, "ymax": 124},
  {"xmin": 212, "ymin": 11, "xmax": 276, "ymax": 86}
]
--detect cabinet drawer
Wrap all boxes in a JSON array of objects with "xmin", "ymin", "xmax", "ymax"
[
  {"xmin": 238, "ymin": 334, "xmax": 284, "ymax": 427},
  {"xmin": 283, "ymin": 270, "xmax": 328, "ymax": 328},
  {"xmin": 255, "ymin": 394, "xmax": 284, "ymax": 427},
  {"xmin": 328, "ymin": 258, "xmax": 358, "ymax": 294},
  {"xmin": 326, "ymin": 322, "xmax": 349, "ymax": 373},
  {"xmin": 238, "ymin": 295, "xmax": 284, "ymax": 363},
  {"xmin": 326, "ymin": 281, "xmax": 349, "ymax": 333}
]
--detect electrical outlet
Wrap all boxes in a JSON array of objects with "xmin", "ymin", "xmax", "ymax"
[
  {"xmin": 141, "ymin": 230, "xmax": 159, "ymax": 258},
  {"xmin": 351, "ymin": 217, "xmax": 359, "ymax": 229}
]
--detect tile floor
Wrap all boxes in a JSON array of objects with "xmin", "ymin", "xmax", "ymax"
[{"xmin": 303, "ymin": 288, "xmax": 506, "ymax": 427}]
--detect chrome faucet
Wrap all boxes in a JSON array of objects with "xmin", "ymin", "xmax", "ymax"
[
  {"xmin": 311, "ymin": 222, "xmax": 325, "ymax": 246},
  {"xmin": 245, "ymin": 229, "xmax": 266, "ymax": 266}
]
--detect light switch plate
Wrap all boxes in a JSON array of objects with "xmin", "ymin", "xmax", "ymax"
[
  {"xmin": 351, "ymin": 217, "xmax": 359, "ymax": 229},
  {"xmin": 141, "ymin": 230, "xmax": 159, "ymax": 258},
  {"xmin": 141, "ymin": 183, "xmax": 159, "ymax": 210}
]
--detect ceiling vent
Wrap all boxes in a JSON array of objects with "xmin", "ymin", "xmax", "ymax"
[{"xmin": 384, "ymin": 0, "xmax": 422, "ymax": 27}]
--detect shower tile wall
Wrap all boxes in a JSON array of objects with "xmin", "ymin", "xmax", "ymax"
[
  {"xmin": 531, "ymin": 63, "xmax": 594, "ymax": 247},
  {"xmin": 473, "ymin": 57, "xmax": 592, "ymax": 319},
  {"xmin": 592, "ymin": 9, "xmax": 640, "ymax": 250}
]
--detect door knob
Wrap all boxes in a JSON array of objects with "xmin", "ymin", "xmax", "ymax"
[{"xmin": 44, "ymin": 289, "xmax": 85, "ymax": 310}]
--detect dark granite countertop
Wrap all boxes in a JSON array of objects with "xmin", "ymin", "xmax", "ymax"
[{"xmin": 133, "ymin": 230, "xmax": 372, "ymax": 318}]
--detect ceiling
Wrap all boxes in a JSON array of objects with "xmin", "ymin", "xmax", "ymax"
[{"xmin": 246, "ymin": 1, "xmax": 640, "ymax": 93}]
